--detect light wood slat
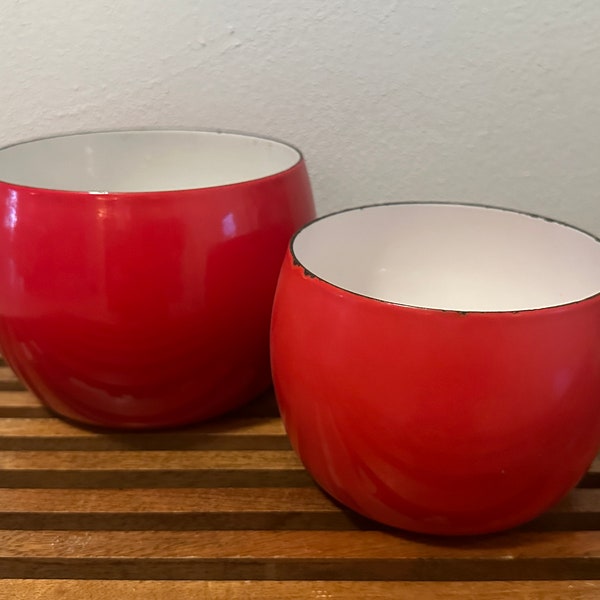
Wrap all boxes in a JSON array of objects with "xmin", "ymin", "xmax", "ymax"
[
  {"xmin": 0, "ymin": 417, "xmax": 289, "ymax": 450},
  {"xmin": 0, "ymin": 487, "xmax": 591, "ymax": 516},
  {"xmin": 0, "ymin": 487, "xmax": 333, "ymax": 513},
  {"xmin": 0, "ymin": 416, "xmax": 285, "ymax": 436},
  {"xmin": 0, "ymin": 391, "xmax": 47, "ymax": 416},
  {"xmin": 0, "ymin": 530, "xmax": 597, "ymax": 580},
  {"xmin": 0, "ymin": 450, "xmax": 311, "ymax": 488},
  {"xmin": 0, "ymin": 580, "xmax": 599, "ymax": 600},
  {"xmin": 0, "ymin": 450, "xmax": 301, "ymax": 470},
  {"xmin": 0, "ymin": 487, "xmax": 358, "ymax": 531},
  {"xmin": 1, "ymin": 529, "xmax": 597, "ymax": 560},
  {"xmin": 0, "ymin": 449, "xmax": 596, "ymax": 490},
  {"xmin": 0, "ymin": 488, "xmax": 596, "ymax": 532},
  {"xmin": 527, "ymin": 489, "xmax": 600, "ymax": 531},
  {"xmin": 0, "ymin": 366, "xmax": 17, "ymax": 382},
  {"xmin": 577, "ymin": 456, "xmax": 599, "ymax": 488}
]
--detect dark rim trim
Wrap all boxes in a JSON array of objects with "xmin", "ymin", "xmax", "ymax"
[
  {"xmin": 0, "ymin": 128, "xmax": 304, "ymax": 194},
  {"xmin": 290, "ymin": 201, "xmax": 600, "ymax": 316}
]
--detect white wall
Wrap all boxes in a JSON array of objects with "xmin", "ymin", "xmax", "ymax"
[{"xmin": 1, "ymin": 0, "xmax": 599, "ymax": 232}]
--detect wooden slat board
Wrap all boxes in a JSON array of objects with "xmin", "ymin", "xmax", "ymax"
[{"xmin": 0, "ymin": 362, "xmax": 598, "ymax": 598}]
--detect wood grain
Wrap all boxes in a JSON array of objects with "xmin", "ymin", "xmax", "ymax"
[
  {"xmin": 0, "ymin": 580, "xmax": 599, "ymax": 600},
  {"xmin": 0, "ymin": 488, "xmax": 596, "ymax": 531},
  {"xmin": 0, "ymin": 360, "xmax": 597, "ymax": 593},
  {"xmin": 0, "ymin": 529, "xmax": 598, "ymax": 580},
  {"xmin": 0, "ymin": 487, "xmax": 360, "ymax": 531},
  {"xmin": 0, "ymin": 450, "xmax": 311, "ymax": 487},
  {"xmin": 0, "ymin": 367, "xmax": 22, "ymax": 391},
  {"xmin": 0, "ymin": 391, "xmax": 50, "ymax": 418}
]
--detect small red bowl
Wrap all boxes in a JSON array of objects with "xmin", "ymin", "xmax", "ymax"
[
  {"xmin": 271, "ymin": 203, "xmax": 600, "ymax": 535},
  {"xmin": 0, "ymin": 129, "xmax": 315, "ymax": 428}
]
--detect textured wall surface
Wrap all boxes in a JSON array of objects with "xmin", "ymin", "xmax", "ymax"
[{"xmin": 1, "ymin": 0, "xmax": 599, "ymax": 232}]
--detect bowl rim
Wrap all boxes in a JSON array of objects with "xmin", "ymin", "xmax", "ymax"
[
  {"xmin": 289, "ymin": 201, "xmax": 600, "ymax": 316},
  {"xmin": 0, "ymin": 127, "xmax": 305, "ymax": 195}
]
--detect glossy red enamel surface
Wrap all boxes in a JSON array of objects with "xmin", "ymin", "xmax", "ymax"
[
  {"xmin": 0, "ymin": 135, "xmax": 315, "ymax": 429},
  {"xmin": 271, "ymin": 250, "xmax": 600, "ymax": 535}
]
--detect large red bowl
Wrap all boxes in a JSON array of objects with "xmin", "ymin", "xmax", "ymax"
[
  {"xmin": 271, "ymin": 203, "xmax": 600, "ymax": 535},
  {"xmin": 0, "ymin": 129, "xmax": 314, "ymax": 428}
]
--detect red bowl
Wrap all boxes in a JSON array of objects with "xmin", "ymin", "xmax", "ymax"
[
  {"xmin": 271, "ymin": 203, "xmax": 600, "ymax": 535},
  {"xmin": 0, "ymin": 129, "xmax": 314, "ymax": 428}
]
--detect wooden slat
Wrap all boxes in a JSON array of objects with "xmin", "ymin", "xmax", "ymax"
[
  {"xmin": 0, "ymin": 529, "xmax": 597, "ymax": 580},
  {"xmin": 0, "ymin": 358, "xmax": 597, "ymax": 592},
  {"xmin": 527, "ymin": 489, "xmax": 600, "ymax": 531},
  {"xmin": 0, "ymin": 580, "xmax": 599, "ymax": 600},
  {"xmin": 0, "ymin": 449, "xmax": 301, "ymax": 470},
  {"xmin": 579, "ymin": 456, "xmax": 600, "ymax": 488},
  {"xmin": 0, "ymin": 391, "xmax": 50, "ymax": 418},
  {"xmin": 0, "ymin": 366, "xmax": 23, "ymax": 391},
  {"xmin": 0, "ymin": 450, "xmax": 311, "ymax": 487},
  {"xmin": 0, "ymin": 487, "xmax": 596, "ymax": 532},
  {"xmin": 0, "ymin": 487, "xmax": 358, "ymax": 531}
]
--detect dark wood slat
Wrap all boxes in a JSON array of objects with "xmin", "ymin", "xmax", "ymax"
[
  {"xmin": 0, "ymin": 530, "xmax": 597, "ymax": 580},
  {"xmin": 1, "ymin": 579, "xmax": 599, "ymax": 599}
]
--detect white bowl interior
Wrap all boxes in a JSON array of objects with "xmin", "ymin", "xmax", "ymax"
[
  {"xmin": 0, "ymin": 130, "xmax": 301, "ymax": 193},
  {"xmin": 292, "ymin": 203, "xmax": 600, "ymax": 312}
]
